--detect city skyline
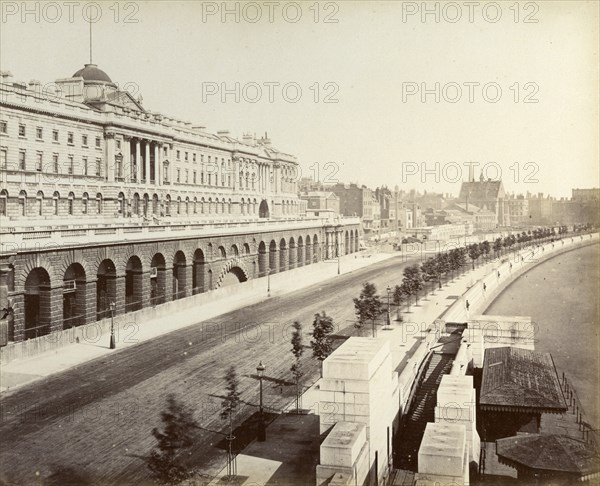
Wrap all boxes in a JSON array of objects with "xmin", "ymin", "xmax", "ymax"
[{"xmin": 1, "ymin": 1, "xmax": 598, "ymax": 198}]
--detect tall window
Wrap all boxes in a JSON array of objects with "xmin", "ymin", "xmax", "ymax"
[
  {"xmin": 95, "ymin": 136, "xmax": 101, "ymax": 147},
  {"xmin": 96, "ymin": 194, "xmax": 102, "ymax": 214},
  {"xmin": 53, "ymin": 192, "xmax": 59, "ymax": 215},
  {"xmin": 0, "ymin": 121, "xmax": 7, "ymax": 134},
  {"xmin": 82, "ymin": 134, "xmax": 88, "ymax": 147},
  {"xmin": 67, "ymin": 132, "xmax": 74, "ymax": 144},
  {"xmin": 0, "ymin": 148, "xmax": 7, "ymax": 169},
  {"xmin": 19, "ymin": 151, "xmax": 26, "ymax": 170},
  {"xmin": 18, "ymin": 191, "xmax": 26, "ymax": 216},
  {"xmin": 36, "ymin": 192, "xmax": 43, "ymax": 216},
  {"xmin": 18, "ymin": 124, "xmax": 25, "ymax": 137},
  {"xmin": 36, "ymin": 127, "xmax": 43, "ymax": 140},
  {"xmin": 163, "ymin": 162, "xmax": 169, "ymax": 182},
  {"xmin": 95, "ymin": 159, "xmax": 101, "ymax": 176},
  {"xmin": 82, "ymin": 193, "xmax": 89, "ymax": 214},
  {"xmin": 36, "ymin": 152, "xmax": 42, "ymax": 171},
  {"xmin": 68, "ymin": 193, "xmax": 74, "ymax": 215},
  {"xmin": 83, "ymin": 157, "xmax": 88, "ymax": 175},
  {"xmin": 176, "ymin": 169, "xmax": 180, "ymax": 183},
  {"xmin": 53, "ymin": 130, "xmax": 59, "ymax": 142},
  {"xmin": 0, "ymin": 190, "xmax": 7, "ymax": 216},
  {"xmin": 68, "ymin": 156, "xmax": 74, "ymax": 175},
  {"xmin": 53, "ymin": 154, "xmax": 59, "ymax": 173}
]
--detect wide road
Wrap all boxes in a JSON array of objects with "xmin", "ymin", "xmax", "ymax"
[{"xmin": 0, "ymin": 253, "xmax": 417, "ymax": 485}]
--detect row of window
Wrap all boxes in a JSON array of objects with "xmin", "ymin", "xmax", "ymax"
[
  {"xmin": 0, "ymin": 120, "xmax": 102, "ymax": 149},
  {"xmin": 0, "ymin": 148, "xmax": 102, "ymax": 176},
  {"xmin": 0, "ymin": 190, "xmax": 298, "ymax": 218}
]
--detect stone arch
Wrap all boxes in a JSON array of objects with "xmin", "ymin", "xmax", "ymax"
[
  {"xmin": 150, "ymin": 253, "xmax": 167, "ymax": 305},
  {"xmin": 288, "ymin": 237, "xmax": 297, "ymax": 270},
  {"xmin": 243, "ymin": 243, "xmax": 251, "ymax": 255},
  {"xmin": 97, "ymin": 259, "xmax": 116, "ymax": 320},
  {"xmin": 172, "ymin": 250, "xmax": 187, "ymax": 300},
  {"xmin": 218, "ymin": 246, "xmax": 227, "ymax": 259},
  {"xmin": 213, "ymin": 258, "xmax": 250, "ymax": 289},
  {"xmin": 258, "ymin": 241, "xmax": 268, "ymax": 277},
  {"xmin": 269, "ymin": 240, "xmax": 278, "ymax": 274},
  {"xmin": 279, "ymin": 238, "xmax": 288, "ymax": 272},
  {"xmin": 305, "ymin": 235, "xmax": 312, "ymax": 265},
  {"xmin": 18, "ymin": 255, "xmax": 59, "ymax": 290},
  {"xmin": 24, "ymin": 267, "xmax": 52, "ymax": 340},
  {"xmin": 192, "ymin": 248, "xmax": 206, "ymax": 294},
  {"xmin": 231, "ymin": 244, "xmax": 239, "ymax": 257},
  {"xmin": 62, "ymin": 262, "xmax": 87, "ymax": 329},
  {"xmin": 297, "ymin": 236, "xmax": 304, "ymax": 267},
  {"xmin": 125, "ymin": 255, "xmax": 143, "ymax": 313}
]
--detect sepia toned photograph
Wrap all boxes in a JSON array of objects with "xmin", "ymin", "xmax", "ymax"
[{"xmin": 0, "ymin": 1, "xmax": 598, "ymax": 485}]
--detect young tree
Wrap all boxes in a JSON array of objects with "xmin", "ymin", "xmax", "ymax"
[
  {"xmin": 290, "ymin": 321, "xmax": 304, "ymax": 413},
  {"xmin": 220, "ymin": 366, "xmax": 240, "ymax": 480},
  {"xmin": 468, "ymin": 243, "xmax": 480, "ymax": 270},
  {"xmin": 392, "ymin": 284, "xmax": 406, "ymax": 321},
  {"xmin": 493, "ymin": 237, "xmax": 503, "ymax": 258},
  {"xmin": 403, "ymin": 264, "xmax": 424, "ymax": 305},
  {"xmin": 421, "ymin": 258, "xmax": 438, "ymax": 293},
  {"xmin": 353, "ymin": 282, "xmax": 383, "ymax": 336},
  {"xmin": 147, "ymin": 394, "xmax": 199, "ymax": 485},
  {"xmin": 311, "ymin": 312, "xmax": 334, "ymax": 376}
]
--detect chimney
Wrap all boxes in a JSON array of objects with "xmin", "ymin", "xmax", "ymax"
[
  {"xmin": 0, "ymin": 71, "xmax": 14, "ymax": 85},
  {"xmin": 242, "ymin": 132, "xmax": 255, "ymax": 145},
  {"xmin": 468, "ymin": 164, "xmax": 474, "ymax": 182}
]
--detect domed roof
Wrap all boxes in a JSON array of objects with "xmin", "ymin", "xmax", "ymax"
[{"xmin": 72, "ymin": 64, "xmax": 113, "ymax": 84}]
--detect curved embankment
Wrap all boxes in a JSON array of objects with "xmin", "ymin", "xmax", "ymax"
[
  {"xmin": 483, "ymin": 242, "xmax": 599, "ymax": 426},
  {"xmin": 441, "ymin": 234, "xmax": 599, "ymax": 322}
]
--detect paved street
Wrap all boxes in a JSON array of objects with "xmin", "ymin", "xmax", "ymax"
[{"xmin": 0, "ymin": 253, "xmax": 414, "ymax": 485}]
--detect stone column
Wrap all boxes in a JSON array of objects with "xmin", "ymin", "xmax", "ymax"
[
  {"xmin": 106, "ymin": 132, "xmax": 116, "ymax": 182},
  {"xmin": 155, "ymin": 142, "xmax": 161, "ymax": 186},
  {"xmin": 0, "ymin": 263, "xmax": 13, "ymax": 342},
  {"xmin": 47, "ymin": 286, "xmax": 63, "ymax": 334},
  {"xmin": 112, "ymin": 274, "xmax": 125, "ymax": 316},
  {"xmin": 305, "ymin": 244, "xmax": 312, "ymax": 265},
  {"xmin": 289, "ymin": 245, "xmax": 297, "ymax": 270},
  {"xmin": 82, "ymin": 280, "xmax": 97, "ymax": 325},
  {"xmin": 144, "ymin": 141, "xmax": 151, "ymax": 184},
  {"xmin": 123, "ymin": 135, "xmax": 132, "ymax": 182},
  {"xmin": 163, "ymin": 268, "xmax": 173, "ymax": 303},
  {"xmin": 135, "ymin": 139, "xmax": 142, "ymax": 183}
]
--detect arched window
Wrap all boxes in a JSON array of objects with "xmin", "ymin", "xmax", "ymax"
[
  {"xmin": 133, "ymin": 193, "xmax": 140, "ymax": 215},
  {"xmin": 143, "ymin": 193, "xmax": 149, "ymax": 216},
  {"xmin": 153, "ymin": 194, "xmax": 159, "ymax": 215},
  {"xmin": 208, "ymin": 198, "xmax": 212, "ymax": 214},
  {"xmin": 53, "ymin": 191, "xmax": 60, "ymax": 216},
  {"xmin": 200, "ymin": 197, "xmax": 205, "ymax": 214},
  {"xmin": 96, "ymin": 193, "xmax": 103, "ymax": 214},
  {"xmin": 18, "ymin": 190, "xmax": 27, "ymax": 217},
  {"xmin": 241, "ymin": 198, "xmax": 245, "ymax": 215},
  {"xmin": 36, "ymin": 191, "xmax": 44, "ymax": 216},
  {"xmin": 68, "ymin": 192, "xmax": 74, "ymax": 216},
  {"xmin": 118, "ymin": 192, "xmax": 125, "ymax": 215},
  {"xmin": 0, "ymin": 189, "xmax": 7, "ymax": 217},
  {"xmin": 185, "ymin": 196, "xmax": 190, "ymax": 214},
  {"xmin": 177, "ymin": 196, "xmax": 181, "ymax": 215},
  {"xmin": 82, "ymin": 192, "xmax": 89, "ymax": 215},
  {"xmin": 228, "ymin": 198, "xmax": 232, "ymax": 214},
  {"xmin": 193, "ymin": 197, "xmax": 197, "ymax": 214},
  {"xmin": 165, "ymin": 195, "xmax": 171, "ymax": 216}
]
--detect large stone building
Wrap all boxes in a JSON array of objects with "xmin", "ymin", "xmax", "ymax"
[
  {"xmin": 330, "ymin": 183, "xmax": 375, "ymax": 231},
  {"xmin": 458, "ymin": 174, "xmax": 510, "ymax": 227},
  {"xmin": 0, "ymin": 64, "xmax": 360, "ymax": 345}
]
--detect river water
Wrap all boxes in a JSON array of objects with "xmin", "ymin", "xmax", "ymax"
[{"xmin": 484, "ymin": 243, "xmax": 600, "ymax": 426}]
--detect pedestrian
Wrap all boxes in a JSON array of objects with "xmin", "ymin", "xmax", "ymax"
[
  {"xmin": 497, "ymin": 271, "xmax": 500, "ymax": 278},
  {"xmin": 483, "ymin": 283, "xmax": 487, "ymax": 292},
  {"xmin": 465, "ymin": 300, "xmax": 470, "ymax": 311}
]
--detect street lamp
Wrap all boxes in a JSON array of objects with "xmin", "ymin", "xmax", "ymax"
[
  {"xmin": 266, "ymin": 267, "xmax": 271, "ymax": 297},
  {"xmin": 109, "ymin": 301, "xmax": 116, "ymax": 349},
  {"xmin": 383, "ymin": 286, "xmax": 392, "ymax": 330},
  {"xmin": 256, "ymin": 361, "xmax": 266, "ymax": 441}
]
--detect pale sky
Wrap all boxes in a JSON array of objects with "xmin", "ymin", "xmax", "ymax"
[{"xmin": 1, "ymin": 0, "xmax": 598, "ymax": 198}]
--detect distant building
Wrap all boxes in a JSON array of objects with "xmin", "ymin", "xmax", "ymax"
[
  {"xmin": 458, "ymin": 174, "xmax": 509, "ymax": 227},
  {"xmin": 506, "ymin": 194, "xmax": 529, "ymax": 227},
  {"xmin": 444, "ymin": 202, "xmax": 496, "ymax": 232},
  {"xmin": 330, "ymin": 183, "xmax": 375, "ymax": 231},
  {"xmin": 527, "ymin": 193, "xmax": 554, "ymax": 225},
  {"xmin": 572, "ymin": 188, "xmax": 599, "ymax": 202},
  {"xmin": 299, "ymin": 191, "xmax": 340, "ymax": 215}
]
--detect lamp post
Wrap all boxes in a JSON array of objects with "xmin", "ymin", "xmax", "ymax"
[
  {"xmin": 266, "ymin": 267, "xmax": 271, "ymax": 297},
  {"xmin": 109, "ymin": 301, "xmax": 116, "ymax": 349},
  {"xmin": 257, "ymin": 361, "xmax": 266, "ymax": 441},
  {"xmin": 384, "ymin": 286, "xmax": 392, "ymax": 330}
]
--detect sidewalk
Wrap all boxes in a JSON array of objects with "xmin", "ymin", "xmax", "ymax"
[
  {"xmin": 0, "ymin": 251, "xmax": 396, "ymax": 394},
  {"xmin": 207, "ymin": 234, "xmax": 599, "ymax": 486}
]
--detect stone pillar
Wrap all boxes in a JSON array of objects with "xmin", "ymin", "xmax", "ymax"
[
  {"xmin": 184, "ymin": 266, "xmax": 193, "ymax": 297},
  {"xmin": 105, "ymin": 132, "xmax": 116, "ymax": 182},
  {"xmin": 112, "ymin": 274, "xmax": 125, "ymax": 316},
  {"xmin": 163, "ymin": 268, "xmax": 173, "ymax": 303},
  {"xmin": 155, "ymin": 142, "xmax": 161, "ymax": 186},
  {"xmin": 47, "ymin": 287, "xmax": 63, "ymax": 334},
  {"xmin": 11, "ymin": 293, "xmax": 24, "ymax": 342},
  {"xmin": 82, "ymin": 280, "xmax": 97, "ymax": 325},
  {"xmin": 279, "ymin": 246, "xmax": 289, "ymax": 272},
  {"xmin": 135, "ymin": 139, "xmax": 142, "ymax": 184},
  {"xmin": 289, "ymin": 245, "xmax": 297, "ymax": 270},
  {"xmin": 123, "ymin": 135, "xmax": 132, "ymax": 182},
  {"xmin": 269, "ymin": 248, "xmax": 279, "ymax": 275},
  {"xmin": 144, "ymin": 141, "xmax": 151, "ymax": 184},
  {"xmin": 0, "ymin": 263, "xmax": 13, "ymax": 342},
  {"xmin": 305, "ymin": 244, "xmax": 312, "ymax": 265},
  {"xmin": 297, "ymin": 245, "xmax": 304, "ymax": 267}
]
